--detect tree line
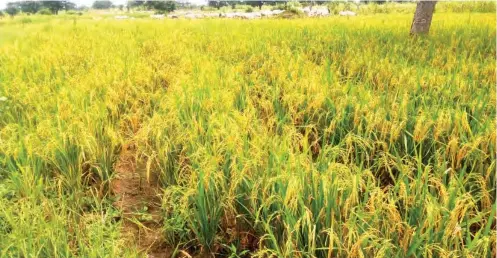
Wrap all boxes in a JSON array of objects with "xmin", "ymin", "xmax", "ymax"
[
  {"xmin": 93, "ymin": 1, "xmax": 176, "ymax": 12},
  {"xmin": 4, "ymin": 1, "xmax": 76, "ymax": 16},
  {"xmin": 1, "ymin": 0, "xmax": 177, "ymax": 17},
  {"xmin": 126, "ymin": 1, "xmax": 176, "ymax": 13}
]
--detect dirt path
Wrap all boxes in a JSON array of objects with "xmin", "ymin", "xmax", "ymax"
[{"xmin": 111, "ymin": 143, "xmax": 171, "ymax": 257}]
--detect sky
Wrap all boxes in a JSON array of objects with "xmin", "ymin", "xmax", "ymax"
[{"xmin": 0, "ymin": 0, "xmax": 208, "ymax": 10}]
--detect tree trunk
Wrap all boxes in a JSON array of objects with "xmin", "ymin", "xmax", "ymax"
[{"xmin": 410, "ymin": 1, "xmax": 437, "ymax": 35}]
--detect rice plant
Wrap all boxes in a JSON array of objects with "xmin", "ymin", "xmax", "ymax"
[{"xmin": 0, "ymin": 5, "xmax": 495, "ymax": 257}]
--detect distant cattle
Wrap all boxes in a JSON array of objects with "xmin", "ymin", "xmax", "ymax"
[
  {"xmin": 141, "ymin": 7, "xmax": 356, "ymax": 21},
  {"xmin": 203, "ymin": 13, "xmax": 221, "ymax": 18},
  {"xmin": 339, "ymin": 11, "xmax": 357, "ymax": 16},
  {"xmin": 309, "ymin": 8, "xmax": 330, "ymax": 17},
  {"xmin": 260, "ymin": 10, "xmax": 274, "ymax": 17},
  {"xmin": 240, "ymin": 12, "xmax": 261, "ymax": 19},
  {"xmin": 150, "ymin": 14, "xmax": 165, "ymax": 20},
  {"xmin": 301, "ymin": 7, "xmax": 311, "ymax": 13},
  {"xmin": 184, "ymin": 13, "xmax": 203, "ymax": 19}
]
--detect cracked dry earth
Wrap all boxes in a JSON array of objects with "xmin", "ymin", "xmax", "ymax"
[{"xmin": 111, "ymin": 143, "xmax": 171, "ymax": 258}]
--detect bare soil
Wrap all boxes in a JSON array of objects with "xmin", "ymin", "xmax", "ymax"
[{"xmin": 111, "ymin": 143, "xmax": 171, "ymax": 257}]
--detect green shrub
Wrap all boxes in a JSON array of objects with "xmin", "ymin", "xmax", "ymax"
[
  {"xmin": 201, "ymin": 6, "xmax": 218, "ymax": 12},
  {"xmin": 37, "ymin": 8, "xmax": 52, "ymax": 15},
  {"xmin": 278, "ymin": 9, "xmax": 304, "ymax": 19},
  {"xmin": 20, "ymin": 17, "xmax": 32, "ymax": 24},
  {"xmin": 286, "ymin": 0, "xmax": 302, "ymax": 9},
  {"xmin": 344, "ymin": 2, "xmax": 351, "ymax": 10},
  {"xmin": 66, "ymin": 10, "xmax": 82, "ymax": 16},
  {"xmin": 437, "ymin": 1, "xmax": 496, "ymax": 13},
  {"xmin": 327, "ymin": 2, "xmax": 339, "ymax": 15},
  {"xmin": 235, "ymin": 4, "xmax": 250, "ymax": 10},
  {"xmin": 271, "ymin": 4, "xmax": 286, "ymax": 11}
]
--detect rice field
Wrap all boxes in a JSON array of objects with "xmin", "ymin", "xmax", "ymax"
[{"xmin": 0, "ymin": 6, "xmax": 495, "ymax": 258}]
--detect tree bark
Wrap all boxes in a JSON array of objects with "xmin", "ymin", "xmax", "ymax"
[{"xmin": 410, "ymin": 1, "xmax": 437, "ymax": 35}]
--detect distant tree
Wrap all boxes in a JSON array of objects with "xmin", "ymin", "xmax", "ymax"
[
  {"xmin": 207, "ymin": 0, "xmax": 229, "ymax": 9},
  {"xmin": 209, "ymin": 0, "xmax": 241, "ymax": 9},
  {"xmin": 246, "ymin": 1, "xmax": 264, "ymax": 9},
  {"xmin": 64, "ymin": 1, "xmax": 77, "ymax": 10},
  {"xmin": 19, "ymin": 1, "xmax": 42, "ymax": 14},
  {"xmin": 5, "ymin": 0, "xmax": 76, "ymax": 15},
  {"xmin": 263, "ymin": 1, "xmax": 279, "ymax": 6},
  {"xmin": 92, "ymin": 0, "xmax": 113, "ymax": 9},
  {"xmin": 41, "ymin": 1, "xmax": 65, "ymax": 14},
  {"xmin": 0, "ymin": 10, "xmax": 4, "ymax": 17},
  {"xmin": 159, "ymin": 1, "xmax": 176, "ymax": 13},
  {"xmin": 128, "ymin": 0, "xmax": 145, "ymax": 8},
  {"xmin": 5, "ymin": 3, "xmax": 20, "ymax": 17},
  {"xmin": 117, "ymin": 4, "xmax": 124, "ymax": 10},
  {"xmin": 146, "ymin": 1, "xmax": 176, "ymax": 13},
  {"xmin": 176, "ymin": 0, "xmax": 193, "ymax": 9}
]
